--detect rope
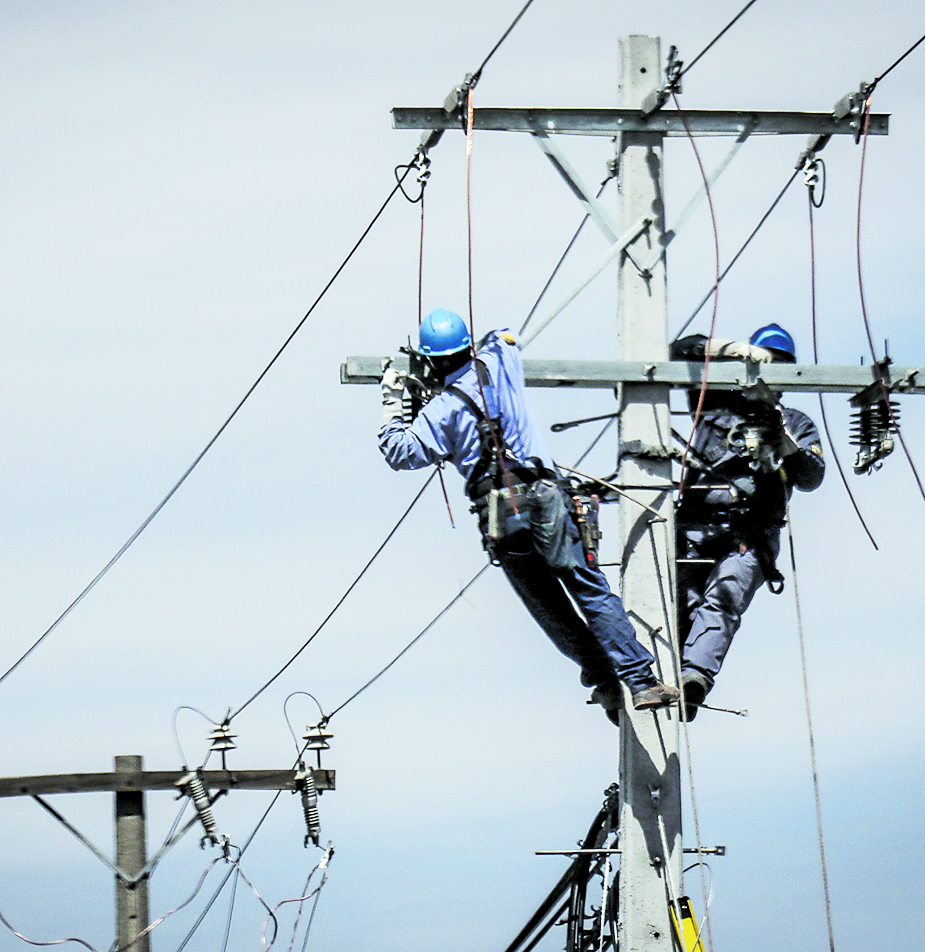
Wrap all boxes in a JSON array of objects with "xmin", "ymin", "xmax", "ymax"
[
  {"xmin": 680, "ymin": 0, "xmax": 760, "ymax": 78},
  {"xmin": 855, "ymin": 97, "xmax": 925, "ymax": 505},
  {"xmin": 806, "ymin": 177, "xmax": 878, "ymax": 549},
  {"xmin": 785, "ymin": 503, "xmax": 837, "ymax": 952},
  {"xmin": 0, "ymin": 160, "xmax": 419, "ymax": 692},
  {"xmin": 231, "ymin": 470, "xmax": 438, "ymax": 719},
  {"xmin": 673, "ymin": 168, "xmax": 800, "ymax": 342}
]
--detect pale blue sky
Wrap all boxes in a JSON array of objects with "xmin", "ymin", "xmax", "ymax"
[{"xmin": 0, "ymin": 2, "xmax": 922, "ymax": 951}]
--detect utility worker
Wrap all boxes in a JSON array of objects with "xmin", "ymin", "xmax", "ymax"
[
  {"xmin": 672, "ymin": 323, "xmax": 825, "ymax": 719},
  {"xmin": 378, "ymin": 309, "xmax": 679, "ymax": 722}
]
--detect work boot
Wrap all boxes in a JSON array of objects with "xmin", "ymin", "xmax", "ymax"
[
  {"xmin": 630, "ymin": 681, "xmax": 681, "ymax": 711},
  {"xmin": 589, "ymin": 683, "xmax": 623, "ymax": 726},
  {"xmin": 680, "ymin": 669, "xmax": 711, "ymax": 722}
]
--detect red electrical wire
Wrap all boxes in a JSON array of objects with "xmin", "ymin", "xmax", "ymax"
[
  {"xmin": 856, "ymin": 96, "xmax": 925, "ymax": 505},
  {"xmin": 673, "ymin": 91, "xmax": 722, "ymax": 498},
  {"xmin": 464, "ymin": 85, "xmax": 519, "ymax": 508},
  {"xmin": 416, "ymin": 181, "xmax": 456, "ymax": 526}
]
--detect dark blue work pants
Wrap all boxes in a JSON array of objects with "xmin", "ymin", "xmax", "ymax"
[
  {"xmin": 496, "ymin": 538, "xmax": 656, "ymax": 695},
  {"xmin": 679, "ymin": 528, "xmax": 780, "ymax": 689}
]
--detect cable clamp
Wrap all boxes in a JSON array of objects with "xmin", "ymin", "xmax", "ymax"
[
  {"xmin": 832, "ymin": 81, "xmax": 872, "ymax": 144},
  {"xmin": 640, "ymin": 46, "xmax": 683, "ymax": 118}
]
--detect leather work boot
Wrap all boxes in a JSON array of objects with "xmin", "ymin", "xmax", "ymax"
[
  {"xmin": 630, "ymin": 681, "xmax": 681, "ymax": 711},
  {"xmin": 680, "ymin": 669, "xmax": 711, "ymax": 722},
  {"xmin": 589, "ymin": 683, "xmax": 623, "ymax": 726}
]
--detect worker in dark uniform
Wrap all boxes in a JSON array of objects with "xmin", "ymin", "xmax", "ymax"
[
  {"xmin": 672, "ymin": 323, "xmax": 825, "ymax": 719},
  {"xmin": 378, "ymin": 309, "xmax": 679, "ymax": 721}
]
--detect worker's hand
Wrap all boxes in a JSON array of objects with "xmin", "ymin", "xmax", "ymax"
[
  {"xmin": 706, "ymin": 338, "xmax": 773, "ymax": 362},
  {"xmin": 380, "ymin": 365, "xmax": 407, "ymax": 426}
]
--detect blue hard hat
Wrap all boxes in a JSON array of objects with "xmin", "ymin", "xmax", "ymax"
[
  {"xmin": 750, "ymin": 323, "xmax": 796, "ymax": 361},
  {"xmin": 418, "ymin": 309, "xmax": 472, "ymax": 357}
]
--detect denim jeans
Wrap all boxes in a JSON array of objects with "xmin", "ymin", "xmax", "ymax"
[{"xmin": 495, "ymin": 494, "xmax": 656, "ymax": 694}]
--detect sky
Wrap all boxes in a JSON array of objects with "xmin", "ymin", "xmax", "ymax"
[{"xmin": 0, "ymin": 2, "xmax": 923, "ymax": 951}]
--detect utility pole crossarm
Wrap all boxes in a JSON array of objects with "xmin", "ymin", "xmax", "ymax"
[
  {"xmin": 342, "ymin": 356, "xmax": 923, "ymax": 395},
  {"xmin": 0, "ymin": 768, "xmax": 335, "ymax": 798},
  {"xmin": 392, "ymin": 107, "xmax": 889, "ymax": 137}
]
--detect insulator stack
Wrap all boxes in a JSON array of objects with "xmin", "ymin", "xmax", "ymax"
[
  {"xmin": 303, "ymin": 723, "xmax": 333, "ymax": 768},
  {"xmin": 208, "ymin": 721, "xmax": 237, "ymax": 754},
  {"xmin": 295, "ymin": 768, "xmax": 321, "ymax": 847},
  {"xmin": 177, "ymin": 770, "xmax": 223, "ymax": 849},
  {"xmin": 850, "ymin": 398, "xmax": 899, "ymax": 474}
]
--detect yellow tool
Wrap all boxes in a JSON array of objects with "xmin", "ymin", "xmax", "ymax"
[{"xmin": 670, "ymin": 896, "xmax": 705, "ymax": 952}]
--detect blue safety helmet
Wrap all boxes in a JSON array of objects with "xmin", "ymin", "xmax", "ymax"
[
  {"xmin": 418, "ymin": 309, "xmax": 472, "ymax": 357},
  {"xmin": 749, "ymin": 323, "xmax": 796, "ymax": 362}
]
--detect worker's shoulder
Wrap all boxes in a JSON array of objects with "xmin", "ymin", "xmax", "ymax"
[{"xmin": 477, "ymin": 327, "xmax": 520, "ymax": 350}]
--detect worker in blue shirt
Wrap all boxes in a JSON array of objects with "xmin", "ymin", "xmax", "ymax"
[
  {"xmin": 672, "ymin": 324, "xmax": 825, "ymax": 719},
  {"xmin": 379, "ymin": 309, "xmax": 679, "ymax": 722}
]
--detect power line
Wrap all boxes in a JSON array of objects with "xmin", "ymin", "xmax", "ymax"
[
  {"xmin": 472, "ymin": 0, "xmax": 539, "ymax": 83},
  {"xmin": 0, "ymin": 162, "xmax": 417, "ymax": 693},
  {"xmin": 325, "ymin": 565, "xmax": 490, "ymax": 721},
  {"xmin": 869, "ymin": 31, "xmax": 925, "ymax": 91},
  {"xmin": 231, "ymin": 470, "xmax": 438, "ymax": 719},
  {"xmin": 673, "ymin": 167, "xmax": 800, "ymax": 341},
  {"xmin": 680, "ymin": 0, "xmax": 760, "ymax": 78}
]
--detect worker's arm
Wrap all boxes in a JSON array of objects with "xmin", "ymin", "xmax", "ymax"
[{"xmin": 782, "ymin": 407, "xmax": 825, "ymax": 491}]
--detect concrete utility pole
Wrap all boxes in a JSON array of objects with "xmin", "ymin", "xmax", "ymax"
[
  {"xmin": 614, "ymin": 36, "xmax": 680, "ymax": 952},
  {"xmin": 341, "ymin": 31, "xmax": 911, "ymax": 952},
  {"xmin": 115, "ymin": 755, "xmax": 151, "ymax": 952}
]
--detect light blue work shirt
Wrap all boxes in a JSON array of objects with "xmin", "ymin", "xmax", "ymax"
[{"xmin": 378, "ymin": 329, "xmax": 554, "ymax": 481}]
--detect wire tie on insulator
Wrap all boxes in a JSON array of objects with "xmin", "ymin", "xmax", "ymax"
[
  {"xmin": 294, "ymin": 763, "xmax": 321, "ymax": 848},
  {"xmin": 176, "ymin": 768, "xmax": 228, "ymax": 851}
]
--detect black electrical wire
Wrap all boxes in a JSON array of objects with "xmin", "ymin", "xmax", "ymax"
[
  {"xmin": 673, "ymin": 167, "xmax": 800, "ymax": 341},
  {"xmin": 471, "ymin": 0, "xmax": 539, "ymax": 84},
  {"xmin": 175, "ymin": 792, "xmax": 283, "ymax": 952},
  {"xmin": 325, "ymin": 564, "xmax": 490, "ymax": 720},
  {"xmin": 679, "ymin": 0, "xmax": 760, "ymax": 78},
  {"xmin": 231, "ymin": 470, "xmax": 438, "ymax": 719},
  {"xmin": 0, "ymin": 163, "xmax": 416, "ymax": 692},
  {"xmin": 519, "ymin": 175, "xmax": 615, "ymax": 336},
  {"xmin": 868, "ymin": 31, "xmax": 925, "ymax": 93}
]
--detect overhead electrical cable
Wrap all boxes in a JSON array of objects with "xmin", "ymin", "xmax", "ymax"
[
  {"xmin": 324, "ymin": 565, "xmax": 490, "ymax": 720},
  {"xmin": 176, "ymin": 791, "xmax": 284, "ymax": 952},
  {"xmin": 673, "ymin": 168, "xmax": 800, "ymax": 342},
  {"xmin": 0, "ymin": 161, "xmax": 419, "ymax": 692},
  {"xmin": 672, "ymin": 92, "xmax": 722, "ymax": 498},
  {"xmin": 806, "ymin": 173, "xmax": 879, "ymax": 549},
  {"xmin": 519, "ymin": 175, "xmax": 615, "ymax": 336},
  {"xmin": 679, "ymin": 0, "xmax": 760, "ymax": 78},
  {"xmin": 470, "ymin": 0, "xmax": 539, "ymax": 83},
  {"xmin": 856, "ymin": 98, "xmax": 925, "ymax": 505},
  {"xmin": 785, "ymin": 505, "xmax": 837, "ymax": 952},
  {"xmin": 867, "ymin": 31, "xmax": 925, "ymax": 92},
  {"xmin": 231, "ymin": 470, "xmax": 438, "ymax": 719}
]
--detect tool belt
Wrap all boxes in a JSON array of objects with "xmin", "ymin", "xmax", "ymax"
[{"xmin": 679, "ymin": 517, "xmax": 785, "ymax": 594}]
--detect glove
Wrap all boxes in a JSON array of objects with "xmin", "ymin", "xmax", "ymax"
[
  {"xmin": 380, "ymin": 366, "xmax": 407, "ymax": 426},
  {"xmin": 706, "ymin": 338, "xmax": 773, "ymax": 362}
]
